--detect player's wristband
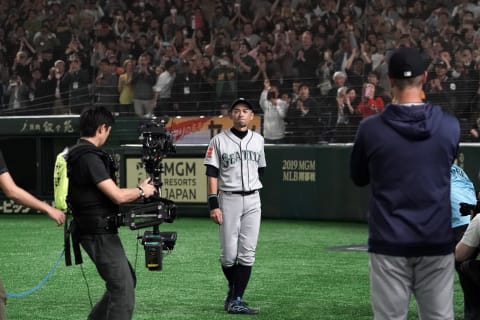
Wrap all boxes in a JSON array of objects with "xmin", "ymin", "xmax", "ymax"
[{"xmin": 208, "ymin": 193, "xmax": 219, "ymax": 210}]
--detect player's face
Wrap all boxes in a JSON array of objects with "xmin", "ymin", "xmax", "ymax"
[{"xmin": 230, "ymin": 105, "xmax": 254, "ymax": 130}]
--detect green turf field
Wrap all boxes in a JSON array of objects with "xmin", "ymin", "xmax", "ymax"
[{"xmin": 0, "ymin": 215, "xmax": 466, "ymax": 319}]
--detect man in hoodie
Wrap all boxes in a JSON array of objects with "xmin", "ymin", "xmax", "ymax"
[{"xmin": 350, "ymin": 47, "xmax": 460, "ymax": 320}]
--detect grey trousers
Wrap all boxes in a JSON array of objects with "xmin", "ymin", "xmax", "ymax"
[
  {"xmin": 80, "ymin": 234, "xmax": 135, "ymax": 320},
  {"xmin": 369, "ymin": 253, "xmax": 454, "ymax": 320},
  {"xmin": 218, "ymin": 191, "xmax": 261, "ymax": 267}
]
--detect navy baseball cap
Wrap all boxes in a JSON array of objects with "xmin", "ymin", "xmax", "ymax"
[
  {"xmin": 388, "ymin": 47, "xmax": 426, "ymax": 79},
  {"xmin": 230, "ymin": 98, "xmax": 253, "ymax": 111}
]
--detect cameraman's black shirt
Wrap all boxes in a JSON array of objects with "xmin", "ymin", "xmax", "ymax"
[
  {"xmin": 67, "ymin": 140, "xmax": 118, "ymax": 216},
  {"xmin": 0, "ymin": 150, "xmax": 8, "ymax": 175}
]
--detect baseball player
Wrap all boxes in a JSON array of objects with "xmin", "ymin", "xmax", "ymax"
[{"xmin": 204, "ymin": 98, "xmax": 266, "ymax": 315}]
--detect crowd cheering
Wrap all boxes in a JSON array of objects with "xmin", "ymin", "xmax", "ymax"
[{"xmin": 1, "ymin": 0, "xmax": 480, "ymax": 142}]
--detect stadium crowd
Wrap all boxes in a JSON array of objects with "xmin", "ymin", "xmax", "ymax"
[{"xmin": 1, "ymin": 0, "xmax": 480, "ymax": 142}]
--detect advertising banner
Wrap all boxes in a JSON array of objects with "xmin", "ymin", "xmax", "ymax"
[
  {"xmin": 166, "ymin": 116, "xmax": 261, "ymax": 144},
  {"xmin": 126, "ymin": 157, "xmax": 207, "ymax": 203}
]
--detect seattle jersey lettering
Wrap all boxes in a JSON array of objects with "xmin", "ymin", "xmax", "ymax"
[{"xmin": 221, "ymin": 150, "xmax": 261, "ymax": 168}]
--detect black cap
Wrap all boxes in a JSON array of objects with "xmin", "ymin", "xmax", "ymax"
[
  {"xmin": 388, "ymin": 47, "xmax": 426, "ymax": 79},
  {"xmin": 230, "ymin": 98, "xmax": 253, "ymax": 111}
]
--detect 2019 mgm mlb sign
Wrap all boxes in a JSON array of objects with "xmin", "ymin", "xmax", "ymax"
[{"xmin": 125, "ymin": 157, "xmax": 207, "ymax": 203}]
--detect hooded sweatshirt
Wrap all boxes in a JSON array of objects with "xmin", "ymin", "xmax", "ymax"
[{"xmin": 350, "ymin": 102, "xmax": 460, "ymax": 257}]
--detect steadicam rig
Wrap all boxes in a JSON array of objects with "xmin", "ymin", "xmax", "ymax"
[
  {"xmin": 140, "ymin": 116, "xmax": 176, "ymax": 189},
  {"xmin": 122, "ymin": 117, "xmax": 178, "ymax": 271},
  {"xmin": 460, "ymin": 201, "xmax": 480, "ymax": 218}
]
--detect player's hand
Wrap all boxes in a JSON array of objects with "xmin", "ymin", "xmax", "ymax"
[
  {"xmin": 210, "ymin": 208, "xmax": 223, "ymax": 225},
  {"xmin": 47, "ymin": 207, "xmax": 66, "ymax": 225}
]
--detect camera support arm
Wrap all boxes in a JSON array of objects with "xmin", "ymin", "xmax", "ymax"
[{"xmin": 121, "ymin": 198, "xmax": 176, "ymax": 230}]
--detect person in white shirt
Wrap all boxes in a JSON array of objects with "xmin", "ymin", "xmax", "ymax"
[
  {"xmin": 152, "ymin": 59, "xmax": 176, "ymax": 117},
  {"xmin": 259, "ymin": 79, "xmax": 288, "ymax": 143}
]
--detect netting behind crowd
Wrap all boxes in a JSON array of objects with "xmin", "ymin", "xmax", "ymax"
[{"xmin": 1, "ymin": 0, "xmax": 480, "ymax": 142}]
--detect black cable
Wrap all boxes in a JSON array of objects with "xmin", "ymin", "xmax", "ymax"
[
  {"xmin": 80, "ymin": 264, "xmax": 93, "ymax": 308},
  {"xmin": 133, "ymin": 230, "xmax": 140, "ymax": 272}
]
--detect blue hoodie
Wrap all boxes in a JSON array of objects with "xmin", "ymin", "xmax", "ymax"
[{"xmin": 350, "ymin": 102, "xmax": 460, "ymax": 257}]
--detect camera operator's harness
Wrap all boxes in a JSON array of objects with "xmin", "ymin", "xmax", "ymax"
[
  {"xmin": 64, "ymin": 118, "xmax": 177, "ymax": 271},
  {"xmin": 63, "ymin": 143, "xmax": 113, "ymax": 266}
]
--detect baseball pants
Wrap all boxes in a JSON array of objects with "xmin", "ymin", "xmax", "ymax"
[
  {"xmin": 369, "ymin": 253, "xmax": 454, "ymax": 320},
  {"xmin": 218, "ymin": 191, "xmax": 261, "ymax": 267}
]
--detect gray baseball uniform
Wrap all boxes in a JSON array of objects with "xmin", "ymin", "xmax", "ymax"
[{"xmin": 204, "ymin": 128, "xmax": 266, "ymax": 266}]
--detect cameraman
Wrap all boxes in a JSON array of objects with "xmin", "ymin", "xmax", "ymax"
[
  {"xmin": 451, "ymin": 163, "xmax": 479, "ymax": 320},
  {"xmin": 451, "ymin": 164, "xmax": 476, "ymax": 241},
  {"xmin": 456, "ymin": 215, "xmax": 480, "ymax": 320},
  {"xmin": 0, "ymin": 149, "xmax": 65, "ymax": 320},
  {"xmin": 67, "ymin": 106, "xmax": 156, "ymax": 320}
]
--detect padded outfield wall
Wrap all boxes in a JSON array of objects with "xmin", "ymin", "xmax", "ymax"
[{"xmin": 0, "ymin": 116, "xmax": 478, "ymax": 221}]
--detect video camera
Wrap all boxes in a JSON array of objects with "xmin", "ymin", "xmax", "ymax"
[
  {"xmin": 120, "ymin": 117, "xmax": 177, "ymax": 271},
  {"xmin": 460, "ymin": 201, "xmax": 480, "ymax": 218},
  {"xmin": 139, "ymin": 116, "xmax": 176, "ymax": 188}
]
